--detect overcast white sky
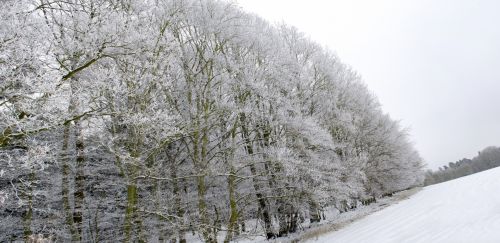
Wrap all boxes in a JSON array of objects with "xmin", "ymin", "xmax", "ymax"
[{"xmin": 236, "ymin": 0, "xmax": 500, "ymax": 169}]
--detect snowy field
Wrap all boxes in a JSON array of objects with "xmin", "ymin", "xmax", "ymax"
[{"xmin": 307, "ymin": 166, "xmax": 500, "ymax": 243}]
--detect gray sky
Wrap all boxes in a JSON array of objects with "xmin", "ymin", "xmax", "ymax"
[{"xmin": 237, "ymin": 0, "xmax": 500, "ymax": 169}]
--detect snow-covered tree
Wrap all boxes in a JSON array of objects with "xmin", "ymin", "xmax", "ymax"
[{"xmin": 0, "ymin": 0, "xmax": 424, "ymax": 241}]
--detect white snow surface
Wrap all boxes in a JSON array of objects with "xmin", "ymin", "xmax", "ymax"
[{"xmin": 308, "ymin": 167, "xmax": 500, "ymax": 243}]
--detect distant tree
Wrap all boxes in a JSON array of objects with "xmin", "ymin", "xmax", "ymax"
[{"xmin": 425, "ymin": 147, "xmax": 500, "ymax": 186}]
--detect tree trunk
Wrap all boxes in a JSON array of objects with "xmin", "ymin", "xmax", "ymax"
[
  {"xmin": 170, "ymin": 151, "xmax": 186, "ymax": 243},
  {"xmin": 240, "ymin": 113, "xmax": 274, "ymax": 239},
  {"xmin": 309, "ymin": 195, "xmax": 321, "ymax": 224},
  {"xmin": 224, "ymin": 167, "xmax": 238, "ymax": 243},
  {"xmin": 73, "ymin": 120, "xmax": 85, "ymax": 240},
  {"xmin": 192, "ymin": 127, "xmax": 214, "ymax": 243},
  {"xmin": 22, "ymin": 171, "xmax": 35, "ymax": 241},
  {"xmin": 60, "ymin": 124, "xmax": 78, "ymax": 241},
  {"xmin": 224, "ymin": 121, "xmax": 239, "ymax": 243},
  {"xmin": 124, "ymin": 180, "xmax": 138, "ymax": 243}
]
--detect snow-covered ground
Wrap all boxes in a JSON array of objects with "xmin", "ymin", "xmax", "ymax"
[{"xmin": 307, "ymin": 166, "xmax": 500, "ymax": 243}]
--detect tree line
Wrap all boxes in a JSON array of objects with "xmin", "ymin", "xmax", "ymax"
[
  {"xmin": 0, "ymin": 0, "xmax": 424, "ymax": 242},
  {"xmin": 424, "ymin": 146, "xmax": 500, "ymax": 186}
]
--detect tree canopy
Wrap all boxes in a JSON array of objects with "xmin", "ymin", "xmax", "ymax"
[{"xmin": 0, "ymin": 0, "xmax": 424, "ymax": 242}]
